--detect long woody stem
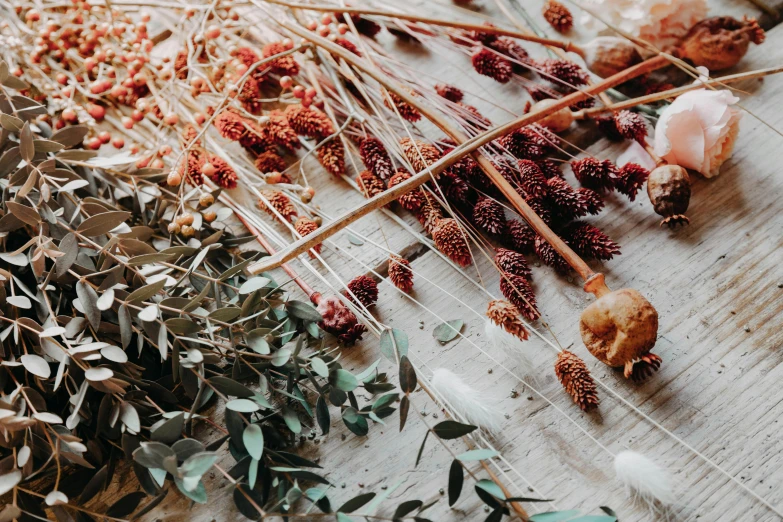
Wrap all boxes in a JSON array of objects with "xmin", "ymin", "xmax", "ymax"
[{"xmin": 248, "ymin": 17, "xmax": 667, "ymax": 280}]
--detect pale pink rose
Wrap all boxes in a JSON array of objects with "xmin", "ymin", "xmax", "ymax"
[{"xmin": 581, "ymin": 0, "xmax": 707, "ymax": 49}]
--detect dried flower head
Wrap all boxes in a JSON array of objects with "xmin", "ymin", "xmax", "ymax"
[
  {"xmin": 471, "ymin": 47, "xmax": 513, "ymax": 83},
  {"xmin": 494, "ymin": 248, "xmax": 531, "ymax": 278},
  {"xmin": 294, "ymin": 216, "xmax": 321, "ymax": 257},
  {"xmin": 499, "ymin": 272, "xmax": 539, "ymax": 321},
  {"xmin": 614, "ymin": 110, "xmax": 647, "ymax": 143},
  {"xmin": 442, "ymin": 171, "xmax": 475, "ymax": 209},
  {"xmin": 534, "ymin": 235, "xmax": 571, "ymax": 274},
  {"xmin": 555, "ymin": 350, "xmax": 599, "ymax": 411},
  {"xmin": 344, "ymin": 275, "xmax": 379, "ymax": 308},
  {"xmin": 473, "ymin": 196, "xmax": 507, "ymax": 235},
  {"xmin": 335, "ymin": 37, "xmax": 362, "ymax": 56},
  {"xmin": 238, "ymin": 76, "xmax": 262, "ymax": 113},
  {"xmin": 677, "ymin": 16, "xmax": 765, "ymax": 71},
  {"xmin": 179, "ymin": 148, "xmax": 206, "ymax": 186},
  {"xmin": 314, "ymin": 293, "xmax": 367, "ymax": 345},
  {"xmin": 262, "ymin": 41, "xmax": 300, "ymax": 76},
  {"xmin": 536, "ymin": 159, "xmax": 563, "ymax": 179},
  {"xmin": 594, "ymin": 114, "xmax": 624, "ymax": 142},
  {"xmin": 389, "ymin": 255, "xmax": 414, "ymax": 293},
  {"xmin": 214, "ymin": 109, "xmax": 246, "ymax": 141},
  {"xmin": 400, "ymin": 137, "xmax": 441, "ymax": 173},
  {"xmin": 545, "ymin": 177, "xmax": 587, "ymax": 220},
  {"xmin": 433, "ymin": 218, "xmax": 472, "ymax": 267},
  {"xmin": 417, "ymin": 193, "xmax": 445, "ymax": 235},
  {"xmin": 356, "ymin": 170, "xmax": 386, "ymax": 199},
  {"xmin": 206, "ymin": 154, "xmax": 238, "ymax": 189},
  {"xmin": 505, "ymin": 219, "xmax": 536, "ymax": 255},
  {"xmin": 267, "ymin": 110, "xmax": 301, "ymax": 151},
  {"xmin": 563, "ymin": 221, "xmax": 621, "ymax": 260},
  {"xmin": 236, "ymin": 47, "xmax": 261, "ymax": 69},
  {"xmin": 284, "ymin": 104, "xmax": 334, "ymax": 139},
  {"xmin": 435, "ymin": 83, "xmax": 464, "ymax": 103},
  {"xmin": 517, "ymin": 160, "xmax": 549, "ymax": 199},
  {"xmin": 457, "ymin": 103, "xmax": 492, "ymax": 128},
  {"xmin": 174, "ymin": 50, "xmax": 189, "ymax": 80},
  {"xmin": 537, "ymin": 59, "xmax": 589, "ymax": 87},
  {"xmin": 260, "ymin": 189, "xmax": 298, "ymax": 223},
  {"xmin": 571, "ymin": 157, "xmax": 618, "ymax": 192},
  {"xmin": 360, "ymin": 137, "xmax": 394, "ymax": 181},
  {"xmin": 388, "ymin": 169, "xmax": 425, "ymax": 211},
  {"xmin": 238, "ymin": 120, "xmax": 270, "ymax": 152},
  {"xmin": 255, "ymin": 150, "xmax": 287, "ymax": 174},
  {"xmin": 578, "ymin": 188, "xmax": 605, "ymax": 215},
  {"xmin": 615, "ymin": 163, "xmax": 649, "ymax": 201},
  {"xmin": 543, "ymin": 0, "xmax": 573, "ymax": 32},
  {"xmin": 317, "ymin": 139, "xmax": 346, "ymax": 176},
  {"xmin": 497, "ymin": 125, "xmax": 557, "ymax": 160},
  {"xmin": 488, "ymin": 38, "xmax": 531, "ymax": 70},
  {"xmin": 486, "ymin": 299, "xmax": 529, "ymax": 341},
  {"xmin": 384, "ymin": 90, "xmax": 422, "ymax": 122}
]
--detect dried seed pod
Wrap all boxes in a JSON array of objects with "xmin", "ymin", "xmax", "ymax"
[
  {"xmin": 554, "ymin": 350, "xmax": 599, "ymax": 411},
  {"xmin": 582, "ymin": 37, "xmax": 643, "ymax": 78},
  {"xmin": 494, "ymin": 248, "xmax": 531, "ymax": 278},
  {"xmin": 294, "ymin": 216, "xmax": 321, "ymax": 257},
  {"xmin": 435, "ymin": 83, "xmax": 464, "ymax": 103},
  {"xmin": 388, "ymin": 169, "xmax": 425, "ymax": 211},
  {"xmin": 417, "ymin": 193, "xmax": 445, "ymax": 235},
  {"xmin": 473, "ymin": 196, "xmax": 506, "ymax": 235},
  {"xmin": 517, "ymin": 160, "xmax": 549, "ymax": 199},
  {"xmin": 259, "ymin": 189, "xmax": 297, "ymax": 223},
  {"xmin": 486, "ymin": 299, "xmax": 528, "ymax": 341},
  {"xmin": 580, "ymin": 284, "xmax": 659, "ymax": 380},
  {"xmin": 313, "ymin": 292, "xmax": 367, "ymax": 345},
  {"xmin": 647, "ymin": 164, "xmax": 691, "ymax": 227},
  {"xmin": 254, "ymin": 150, "xmax": 286, "ymax": 174},
  {"xmin": 284, "ymin": 104, "xmax": 334, "ymax": 138},
  {"xmin": 543, "ymin": 0, "xmax": 573, "ymax": 33},
  {"xmin": 344, "ymin": 275, "xmax": 379, "ymax": 308},
  {"xmin": 317, "ymin": 139, "xmax": 345, "ymax": 176},
  {"xmin": 356, "ymin": 170, "xmax": 386, "ymax": 199},
  {"xmin": 389, "ymin": 255, "xmax": 414, "ymax": 293},
  {"xmin": 471, "ymin": 47, "xmax": 513, "ymax": 83},
  {"xmin": 214, "ymin": 109, "xmax": 246, "ymax": 141},
  {"xmin": 615, "ymin": 163, "xmax": 649, "ymax": 201},
  {"xmin": 360, "ymin": 137, "xmax": 394, "ymax": 181},
  {"xmin": 529, "ymin": 99, "xmax": 574, "ymax": 133},
  {"xmin": 206, "ymin": 154, "xmax": 238, "ymax": 189},
  {"xmin": 562, "ymin": 221, "xmax": 621, "ymax": 261},
  {"xmin": 262, "ymin": 41, "xmax": 300, "ymax": 76},
  {"xmin": 571, "ymin": 157, "xmax": 618, "ymax": 193},
  {"xmin": 676, "ymin": 16, "xmax": 765, "ymax": 72},
  {"xmin": 499, "ymin": 272, "xmax": 539, "ymax": 321},
  {"xmin": 505, "ymin": 219, "xmax": 536, "ymax": 255},
  {"xmin": 384, "ymin": 91, "xmax": 421, "ymax": 122},
  {"xmin": 266, "ymin": 110, "xmax": 300, "ymax": 151},
  {"xmin": 534, "ymin": 235, "xmax": 571, "ymax": 274},
  {"xmin": 536, "ymin": 59, "xmax": 589, "ymax": 87},
  {"xmin": 432, "ymin": 218, "xmax": 472, "ymax": 267},
  {"xmin": 400, "ymin": 137, "xmax": 441, "ymax": 173},
  {"xmin": 614, "ymin": 110, "xmax": 647, "ymax": 143}
]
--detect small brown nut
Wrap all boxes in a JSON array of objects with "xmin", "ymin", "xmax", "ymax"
[
  {"xmin": 167, "ymin": 222, "xmax": 181, "ymax": 234},
  {"xmin": 580, "ymin": 288, "xmax": 658, "ymax": 369},
  {"xmin": 202, "ymin": 210, "xmax": 217, "ymax": 223},
  {"xmin": 647, "ymin": 164, "xmax": 691, "ymax": 228},
  {"xmin": 176, "ymin": 213, "xmax": 194, "ymax": 226},
  {"xmin": 180, "ymin": 225, "xmax": 195, "ymax": 237},
  {"xmin": 530, "ymin": 99, "xmax": 574, "ymax": 132},
  {"xmin": 582, "ymin": 36, "xmax": 643, "ymax": 78},
  {"xmin": 198, "ymin": 193, "xmax": 214, "ymax": 207}
]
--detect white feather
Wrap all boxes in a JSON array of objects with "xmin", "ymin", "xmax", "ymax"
[
  {"xmin": 484, "ymin": 319, "xmax": 536, "ymax": 379},
  {"xmin": 430, "ymin": 368, "xmax": 504, "ymax": 433},
  {"xmin": 614, "ymin": 450, "xmax": 676, "ymax": 509}
]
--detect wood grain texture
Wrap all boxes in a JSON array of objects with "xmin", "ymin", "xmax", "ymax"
[{"xmin": 101, "ymin": 1, "xmax": 783, "ymax": 521}]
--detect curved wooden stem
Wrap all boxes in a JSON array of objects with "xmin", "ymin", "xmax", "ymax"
[{"xmin": 249, "ymin": 19, "xmax": 667, "ymax": 278}]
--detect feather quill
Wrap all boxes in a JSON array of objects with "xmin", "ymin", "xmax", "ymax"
[
  {"xmin": 484, "ymin": 319, "xmax": 536, "ymax": 379},
  {"xmin": 430, "ymin": 368, "xmax": 504, "ymax": 433},
  {"xmin": 614, "ymin": 450, "xmax": 676, "ymax": 509}
]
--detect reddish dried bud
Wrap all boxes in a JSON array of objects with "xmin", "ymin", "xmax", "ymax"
[
  {"xmin": 499, "ymin": 272, "xmax": 539, "ymax": 321},
  {"xmin": 517, "ymin": 159, "xmax": 548, "ymax": 199},
  {"xmin": 417, "ymin": 193, "xmax": 445, "ymax": 235},
  {"xmin": 505, "ymin": 219, "xmax": 536, "ymax": 255},
  {"xmin": 384, "ymin": 91, "xmax": 421, "ymax": 122},
  {"xmin": 434, "ymin": 83, "xmax": 464, "ymax": 103},
  {"xmin": 545, "ymin": 177, "xmax": 587, "ymax": 220},
  {"xmin": 294, "ymin": 216, "xmax": 321, "ymax": 256},
  {"xmin": 254, "ymin": 150, "xmax": 287, "ymax": 173},
  {"xmin": 577, "ymin": 188, "xmax": 605, "ymax": 215},
  {"xmin": 335, "ymin": 37, "xmax": 361, "ymax": 56},
  {"xmin": 536, "ymin": 159, "xmax": 562, "ymax": 179},
  {"xmin": 388, "ymin": 169, "xmax": 425, "ymax": 211},
  {"xmin": 317, "ymin": 139, "xmax": 345, "ymax": 176},
  {"xmin": 594, "ymin": 114, "xmax": 624, "ymax": 141},
  {"xmin": 400, "ymin": 137, "xmax": 440, "ymax": 173},
  {"xmin": 214, "ymin": 109, "xmax": 246, "ymax": 141},
  {"xmin": 471, "ymin": 47, "xmax": 513, "ymax": 83},
  {"xmin": 356, "ymin": 170, "xmax": 386, "ymax": 199},
  {"xmin": 314, "ymin": 293, "xmax": 367, "ymax": 345},
  {"xmin": 534, "ymin": 235, "xmax": 571, "ymax": 274},
  {"xmin": 360, "ymin": 137, "xmax": 394, "ymax": 181},
  {"xmin": 495, "ymin": 248, "xmax": 531, "ymax": 278},
  {"xmin": 486, "ymin": 299, "xmax": 529, "ymax": 341},
  {"xmin": 571, "ymin": 157, "xmax": 618, "ymax": 193},
  {"xmin": 543, "ymin": 0, "xmax": 573, "ymax": 33},
  {"xmin": 178, "ymin": 148, "xmax": 206, "ymax": 185},
  {"xmin": 536, "ymin": 59, "xmax": 589, "ymax": 87},
  {"xmin": 284, "ymin": 104, "xmax": 334, "ymax": 138},
  {"xmin": 259, "ymin": 189, "xmax": 298, "ymax": 223},
  {"xmin": 488, "ymin": 37, "xmax": 530, "ymax": 71},
  {"xmin": 562, "ymin": 221, "xmax": 621, "ymax": 260},
  {"xmin": 262, "ymin": 41, "xmax": 300, "ymax": 76},
  {"xmin": 473, "ymin": 195, "xmax": 506, "ymax": 235},
  {"xmin": 614, "ymin": 110, "xmax": 647, "ymax": 143},
  {"xmin": 432, "ymin": 218, "xmax": 472, "ymax": 267},
  {"xmin": 344, "ymin": 275, "xmax": 379, "ymax": 308},
  {"xmin": 389, "ymin": 255, "xmax": 414, "ymax": 293},
  {"xmin": 266, "ymin": 110, "xmax": 301, "ymax": 151},
  {"xmin": 615, "ymin": 163, "xmax": 649, "ymax": 201},
  {"xmin": 497, "ymin": 125, "xmax": 557, "ymax": 160},
  {"xmin": 206, "ymin": 154, "xmax": 238, "ymax": 189}
]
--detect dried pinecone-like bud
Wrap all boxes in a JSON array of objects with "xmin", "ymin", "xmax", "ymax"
[
  {"xmin": 497, "ymin": 125, "xmax": 558, "ymax": 160},
  {"xmin": 214, "ymin": 109, "xmax": 246, "ymax": 141},
  {"xmin": 284, "ymin": 104, "xmax": 334, "ymax": 138},
  {"xmin": 563, "ymin": 221, "xmax": 620, "ymax": 260},
  {"xmin": 471, "ymin": 47, "xmax": 513, "ymax": 83},
  {"xmin": 389, "ymin": 255, "xmax": 414, "ymax": 293},
  {"xmin": 537, "ymin": 59, "xmax": 589, "ymax": 87},
  {"xmin": 527, "ymin": 197, "xmax": 553, "ymax": 225},
  {"xmin": 388, "ymin": 169, "xmax": 426, "ymax": 211},
  {"xmin": 517, "ymin": 160, "xmax": 549, "ymax": 199},
  {"xmin": 543, "ymin": 0, "xmax": 573, "ymax": 32},
  {"xmin": 578, "ymin": 188, "xmax": 605, "ymax": 215},
  {"xmin": 206, "ymin": 154, "xmax": 238, "ymax": 189},
  {"xmin": 554, "ymin": 350, "xmax": 599, "ymax": 411},
  {"xmin": 267, "ymin": 110, "xmax": 301, "ymax": 151},
  {"xmin": 433, "ymin": 218, "xmax": 472, "ymax": 267},
  {"xmin": 317, "ymin": 139, "xmax": 345, "ymax": 176},
  {"xmin": 487, "ymin": 299, "xmax": 529, "ymax": 341},
  {"xmin": 335, "ymin": 37, "xmax": 361, "ymax": 56},
  {"xmin": 473, "ymin": 196, "xmax": 506, "ymax": 235},
  {"xmin": 647, "ymin": 164, "xmax": 691, "ymax": 227},
  {"xmin": 174, "ymin": 50, "xmax": 188, "ymax": 80},
  {"xmin": 384, "ymin": 91, "xmax": 421, "ymax": 122},
  {"xmin": 400, "ymin": 137, "xmax": 441, "ymax": 173},
  {"xmin": 344, "ymin": 275, "xmax": 379, "ymax": 308},
  {"xmin": 442, "ymin": 171, "xmax": 475, "ymax": 208},
  {"xmin": 536, "ymin": 159, "xmax": 562, "ymax": 179},
  {"xmin": 677, "ymin": 16, "xmax": 765, "ymax": 72},
  {"xmin": 571, "ymin": 157, "xmax": 618, "ymax": 193},
  {"xmin": 594, "ymin": 114, "xmax": 624, "ymax": 142},
  {"xmin": 435, "ymin": 83, "xmax": 464, "ymax": 103},
  {"xmin": 313, "ymin": 293, "xmax": 367, "ymax": 345},
  {"xmin": 262, "ymin": 41, "xmax": 300, "ymax": 76},
  {"xmin": 238, "ymin": 120, "xmax": 269, "ymax": 152},
  {"xmin": 360, "ymin": 137, "xmax": 394, "ymax": 181},
  {"xmin": 182, "ymin": 124, "xmax": 201, "ymax": 147},
  {"xmin": 489, "ymin": 37, "xmax": 530, "ymax": 67},
  {"xmin": 615, "ymin": 163, "xmax": 649, "ymax": 201},
  {"xmin": 294, "ymin": 216, "xmax": 321, "ymax": 256},
  {"xmin": 457, "ymin": 103, "xmax": 492, "ymax": 128},
  {"xmin": 236, "ymin": 47, "xmax": 261, "ymax": 69},
  {"xmin": 238, "ymin": 76, "xmax": 262, "ymax": 113},
  {"xmin": 534, "ymin": 235, "xmax": 571, "ymax": 274},
  {"xmin": 494, "ymin": 248, "xmax": 531, "ymax": 278},
  {"xmin": 614, "ymin": 110, "xmax": 647, "ymax": 143},
  {"xmin": 259, "ymin": 189, "xmax": 297, "ymax": 223},
  {"xmin": 255, "ymin": 150, "xmax": 287, "ymax": 174},
  {"xmin": 505, "ymin": 219, "xmax": 535, "ymax": 255},
  {"xmin": 546, "ymin": 177, "xmax": 587, "ymax": 220},
  {"xmin": 417, "ymin": 193, "xmax": 445, "ymax": 235},
  {"xmin": 179, "ymin": 148, "xmax": 206, "ymax": 185},
  {"xmin": 356, "ymin": 170, "xmax": 386, "ymax": 199},
  {"xmin": 452, "ymin": 156, "xmax": 491, "ymax": 190},
  {"xmin": 499, "ymin": 272, "xmax": 539, "ymax": 321}
]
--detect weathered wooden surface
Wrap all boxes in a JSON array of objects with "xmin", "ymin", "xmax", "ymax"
[{"xmin": 96, "ymin": 0, "xmax": 783, "ymax": 520}]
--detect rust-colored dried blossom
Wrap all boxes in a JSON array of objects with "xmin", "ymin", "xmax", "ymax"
[
  {"xmin": 536, "ymin": 159, "xmax": 562, "ymax": 179},
  {"xmin": 594, "ymin": 114, "xmax": 624, "ymax": 142},
  {"xmin": 555, "ymin": 350, "xmax": 599, "ymax": 411},
  {"xmin": 214, "ymin": 109, "xmax": 246, "ymax": 141},
  {"xmin": 432, "ymin": 218, "xmax": 472, "ymax": 267},
  {"xmin": 451, "ymin": 156, "xmax": 491, "ymax": 191},
  {"xmin": 400, "ymin": 137, "xmax": 441, "ymax": 173},
  {"xmin": 206, "ymin": 154, "xmax": 238, "ymax": 189},
  {"xmin": 435, "ymin": 83, "xmax": 464, "ymax": 103},
  {"xmin": 563, "ymin": 221, "xmax": 620, "ymax": 260},
  {"xmin": 388, "ymin": 169, "xmax": 425, "ymax": 211},
  {"xmin": 543, "ymin": 0, "xmax": 573, "ymax": 33},
  {"xmin": 677, "ymin": 16, "xmax": 765, "ymax": 72},
  {"xmin": 578, "ymin": 187, "xmax": 605, "ymax": 215},
  {"xmin": 499, "ymin": 272, "xmax": 539, "ymax": 321},
  {"xmin": 497, "ymin": 125, "xmax": 557, "ymax": 160},
  {"xmin": 317, "ymin": 139, "xmax": 346, "ymax": 176},
  {"xmin": 537, "ymin": 59, "xmax": 589, "ymax": 87},
  {"xmin": 259, "ymin": 189, "xmax": 298, "ymax": 223},
  {"xmin": 182, "ymin": 124, "xmax": 201, "ymax": 147},
  {"xmin": 294, "ymin": 216, "xmax": 321, "ymax": 257},
  {"xmin": 614, "ymin": 110, "xmax": 647, "ymax": 143},
  {"xmin": 615, "ymin": 163, "xmax": 649, "ymax": 201},
  {"xmin": 486, "ymin": 299, "xmax": 529, "ymax": 341},
  {"xmin": 344, "ymin": 275, "xmax": 379, "ymax": 308},
  {"xmin": 546, "ymin": 177, "xmax": 588, "ymax": 220},
  {"xmin": 313, "ymin": 293, "xmax": 367, "ymax": 345},
  {"xmin": 238, "ymin": 76, "xmax": 262, "ymax": 113},
  {"xmin": 262, "ymin": 41, "xmax": 300, "ymax": 76},
  {"xmin": 389, "ymin": 255, "xmax": 414, "ymax": 293},
  {"xmin": 356, "ymin": 170, "xmax": 386, "ymax": 199},
  {"xmin": 284, "ymin": 104, "xmax": 334, "ymax": 139},
  {"xmin": 335, "ymin": 37, "xmax": 362, "ymax": 56},
  {"xmin": 179, "ymin": 148, "xmax": 206, "ymax": 185},
  {"xmin": 238, "ymin": 120, "xmax": 270, "ymax": 152},
  {"xmin": 442, "ymin": 171, "xmax": 475, "ymax": 209},
  {"xmin": 526, "ymin": 84, "xmax": 557, "ymax": 102},
  {"xmin": 495, "ymin": 248, "xmax": 531, "ymax": 279},
  {"xmin": 517, "ymin": 159, "xmax": 549, "ymax": 199},
  {"xmin": 360, "ymin": 137, "xmax": 394, "ymax": 181},
  {"xmin": 488, "ymin": 37, "xmax": 531, "ymax": 71},
  {"xmin": 527, "ymin": 197, "xmax": 553, "ymax": 225},
  {"xmin": 571, "ymin": 157, "xmax": 618, "ymax": 193},
  {"xmin": 236, "ymin": 47, "xmax": 261, "ymax": 69},
  {"xmin": 417, "ymin": 193, "xmax": 445, "ymax": 235},
  {"xmin": 175, "ymin": 50, "xmax": 189, "ymax": 80},
  {"xmin": 254, "ymin": 150, "xmax": 287, "ymax": 174},
  {"xmin": 471, "ymin": 47, "xmax": 513, "ymax": 83},
  {"xmin": 505, "ymin": 219, "xmax": 536, "ymax": 255},
  {"xmin": 473, "ymin": 195, "xmax": 506, "ymax": 235},
  {"xmin": 384, "ymin": 91, "xmax": 422, "ymax": 122},
  {"xmin": 534, "ymin": 235, "xmax": 571, "ymax": 274},
  {"xmin": 267, "ymin": 110, "xmax": 301, "ymax": 151},
  {"xmin": 457, "ymin": 103, "xmax": 492, "ymax": 127}
]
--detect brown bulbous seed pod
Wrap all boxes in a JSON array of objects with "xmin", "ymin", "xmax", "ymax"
[
  {"xmin": 676, "ymin": 16, "xmax": 765, "ymax": 72},
  {"xmin": 582, "ymin": 37, "xmax": 643, "ymax": 78},
  {"xmin": 168, "ymin": 222, "xmax": 181, "ymax": 234},
  {"xmin": 198, "ymin": 193, "xmax": 214, "ymax": 207},
  {"xmin": 530, "ymin": 99, "xmax": 574, "ymax": 132},
  {"xmin": 580, "ymin": 283, "xmax": 660, "ymax": 381},
  {"xmin": 176, "ymin": 213, "xmax": 194, "ymax": 226},
  {"xmin": 647, "ymin": 165, "xmax": 691, "ymax": 228},
  {"xmin": 203, "ymin": 211, "xmax": 217, "ymax": 223},
  {"xmin": 181, "ymin": 225, "xmax": 195, "ymax": 237}
]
